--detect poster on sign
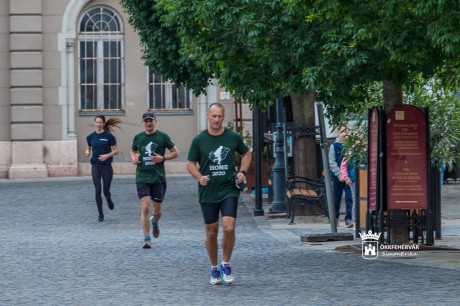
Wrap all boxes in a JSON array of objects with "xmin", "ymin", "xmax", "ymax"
[{"xmin": 386, "ymin": 105, "xmax": 428, "ymax": 210}]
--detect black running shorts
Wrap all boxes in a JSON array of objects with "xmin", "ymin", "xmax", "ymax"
[
  {"xmin": 136, "ymin": 182, "xmax": 167, "ymax": 203},
  {"xmin": 200, "ymin": 197, "xmax": 238, "ymax": 224}
]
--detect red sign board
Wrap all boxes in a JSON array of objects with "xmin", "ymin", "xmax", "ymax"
[
  {"xmin": 386, "ymin": 105, "xmax": 428, "ymax": 209},
  {"xmin": 368, "ymin": 107, "xmax": 379, "ymax": 211}
]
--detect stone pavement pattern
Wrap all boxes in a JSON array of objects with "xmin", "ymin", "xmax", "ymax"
[{"xmin": 1, "ymin": 176, "xmax": 459, "ymax": 305}]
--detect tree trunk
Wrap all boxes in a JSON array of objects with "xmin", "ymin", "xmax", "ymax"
[
  {"xmin": 383, "ymin": 80, "xmax": 402, "ymax": 113},
  {"xmin": 383, "ymin": 80, "xmax": 409, "ymax": 244},
  {"xmin": 291, "ymin": 90, "xmax": 318, "ymax": 178}
]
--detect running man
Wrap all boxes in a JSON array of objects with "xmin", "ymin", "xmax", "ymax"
[
  {"xmin": 131, "ymin": 111, "xmax": 179, "ymax": 248},
  {"xmin": 187, "ymin": 103, "xmax": 252, "ymax": 285}
]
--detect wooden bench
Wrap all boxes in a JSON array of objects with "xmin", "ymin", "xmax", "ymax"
[{"xmin": 285, "ymin": 176, "xmax": 327, "ymax": 224}]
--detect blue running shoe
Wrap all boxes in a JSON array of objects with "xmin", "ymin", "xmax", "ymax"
[
  {"xmin": 150, "ymin": 216, "xmax": 160, "ymax": 238},
  {"xmin": 220, "ymin": 264, "xmax": 234, "ymax": 284},
  {"xmin": 209, "ymin": 268, "xmax": 222, "ymax": 285}
]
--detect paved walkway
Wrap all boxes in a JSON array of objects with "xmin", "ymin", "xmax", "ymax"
[
  {"xmin": 1, "ymin": 175, "xmax": 459, "ymax": 305},
  {"xmin": 249, "ymin": 181, "xmax": 460, "ymax": 271}
]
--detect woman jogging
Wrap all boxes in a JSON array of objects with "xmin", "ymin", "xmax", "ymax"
[{"xmin": 86, "ymin": 115, "xmax": 121, "ymax": 222}]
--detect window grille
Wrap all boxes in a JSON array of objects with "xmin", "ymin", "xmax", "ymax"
[
  {"xmin": 78, "ymin": 7, "xmax": 124, "ymax": 112},
  {"xmin": 148, "ymin": 70, "xmax": 192, "ymax": 111}
]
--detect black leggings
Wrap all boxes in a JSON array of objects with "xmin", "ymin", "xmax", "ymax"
[{"xmin": 91, "ymin": 164, "xmax": 113, "ymax": 215}]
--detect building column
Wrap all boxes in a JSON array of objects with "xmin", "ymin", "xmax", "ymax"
[
  {"xmin": 8, "ymin": 0, "xmax": 47, "ymax": 178},
  {"xmin": 65, "ymin": 39, "xmax": 77, "ymax": 139},
  {"xmin": 0, "ymin": 1, "xmax": 11, "ymax": 178}
]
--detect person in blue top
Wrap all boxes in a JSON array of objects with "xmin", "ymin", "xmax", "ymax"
[
  {"xmin": 328, "ymin": 126, "xmax": 354, "ymax": 228},
  {"xmin": 86, "ymin": 115, "xmax": 121, "ymax": 222}
]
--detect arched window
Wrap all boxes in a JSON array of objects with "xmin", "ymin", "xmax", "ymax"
[
  {"xmin": 148, "ymin": 69, "xmax": 192, "ymax": 112},
  {"xmin": 78, "ymin": 6, "xmax": 124, "ymax": 113}
]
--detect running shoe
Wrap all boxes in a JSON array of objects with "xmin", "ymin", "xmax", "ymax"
[
  {"xmin": 150, "ymin": 216, "xmax": 160, "ymax": 238},
  {"xmin": 98, "ymin": 214, "xmax": 104, "ymax": 222},
  {"xmin": 209, "ymin": 268, "xmax": 222, "ymax": 285},
  {"xmin": 108, "ymin": 199, "xmax": 114, "ymax": 210},
  {"xmin": 220, "ymin": 264, "xmax": 234, "ymax": 284},
  {"xmin": 143, "ymin": 238, "xmax": 152, "ymax": 249}
]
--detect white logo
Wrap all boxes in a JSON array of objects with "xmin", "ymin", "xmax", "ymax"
[
  {"xmin": 209, "ymin": 146, "xmax": 230, "ymax": 164},
  {"xmin": 143, "ymin": 142, "xmax": 158, "ymax": 156},
  {"xmin": 359, "ymin": 230, "xmax": 381, "ymax": 260}
]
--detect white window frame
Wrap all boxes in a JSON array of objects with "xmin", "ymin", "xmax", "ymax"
[
  {"xmin": 148, "ymin": 69, "xmax": 193, "ymax": 112},
  {"xmin": 77, "ymin": 6, "xmax": 125, "ymax": 113}
]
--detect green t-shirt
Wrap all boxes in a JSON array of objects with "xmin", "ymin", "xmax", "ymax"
[
  {"xmin": 132, "ymin": 130, "xmax": 175, "ymax": 184},
  {"xmin": 187, "ymin": 128, "xmax": 250, "ymax": 203}
]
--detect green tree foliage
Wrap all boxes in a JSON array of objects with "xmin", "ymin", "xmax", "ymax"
[
  {"xmin": 406, "ymin": 76, "xmax": 460, "ymax": 170},
  {"xmin": 119, "ymin": 0, "xmax": 212, "ymax": 95},
  {"xmin": 121, "ymin": 0, "xmax": 460, "ymax": 112},
  {"xmin": 122, "ymin": 0, "xmax": 334, "ymax": 176},
  {"xmin": 301, "ymin": 0, "xmax": 460, "ymax": 117},
  {"xmin": 157, "ymin": 0, "xmax": 328, "ymax": 109},
  {"xmin": 121, "ymin": 0, "xmax": 460, "ymax": 174}
]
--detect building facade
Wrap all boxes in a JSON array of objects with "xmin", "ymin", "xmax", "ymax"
[{"xmin": 0, "ymin": 0, "xmax": 252, "ymax": 179}]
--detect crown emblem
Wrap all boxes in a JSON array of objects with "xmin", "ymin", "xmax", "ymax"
[{"xmin": 359, "ymin": 230, "xmax": 381, "ymax": 241}]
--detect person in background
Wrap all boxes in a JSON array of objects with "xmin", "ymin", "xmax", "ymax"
[
  {"xmin": 340, "ymin": 154, "xmax": 356, "ymax": 229},
  {"xmin": 328, "ymin": 126, "xmax": 354, "ymax": 228},
  {"xmin": 86, "ymin": 115, "xmax": 121, "ymax": 222},
  {"xmin": 186, "ymin": 103, "xmax": 252, "ymax": 285},
  {"xmin": 131, "ymin": 111, "xmax": 179, "ymax": 249}
]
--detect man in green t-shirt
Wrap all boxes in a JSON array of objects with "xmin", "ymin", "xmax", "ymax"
[
  {"xmin": 131, "ymin": 111, "xmax": 179, "ymax": 249},
  {"xmin": 187, "ymin": 103, "xmax": 252, "ymax": 285}
]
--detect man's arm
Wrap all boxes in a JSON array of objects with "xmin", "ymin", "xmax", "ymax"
[
  {"xmin": 187, "ymin": 160, "xmax": 210, "ymax": 186},
  {"xmin": 328, "ymin": 145, "xmax": 342, "ymax": 178},
  {"xmin": 237, "ymin": 151, "xmax": 252, "ymax": 182},
  {"xmin": 186, "ymin": 160, "xmax": 201, "ymax": 181},
  {"xmin": 131, "ymin": 149, "xmax": 140, "ymax": 165},
  {"xmin": 152, "ymin": 145, "xmax": 179, "ymax": 164},
  {"xmin": 165, "ymin": 145, "xmax": 179, "ymax": 161}
]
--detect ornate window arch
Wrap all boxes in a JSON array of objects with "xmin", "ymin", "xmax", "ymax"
[{"xmin": 78, "ymin": 6, "xmax": 125, "ymax": 113}]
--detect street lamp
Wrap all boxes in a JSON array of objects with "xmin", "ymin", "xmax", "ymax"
[
  {"xmin": 269, "ymin": 97, "xmax": 286, "ymax": 213},
  {"xmin": 253, "ymin": 108, "xmax": 264, "ymax": 216}
]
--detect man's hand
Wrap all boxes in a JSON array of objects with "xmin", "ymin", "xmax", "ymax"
[
  {"xmin": 236, "ymin": 172, "xmax": 246, "ymax": 183},
  {"xmin": 199, "ymin": 175, "xmax": 210, "ymax": 186},
  {"xmin": 131, "ymin": 153, "xmax": 140, "ymax": 165},
  {"xmin": 150, "ymin": 153, "xmax": 164, "ymax": 164}
]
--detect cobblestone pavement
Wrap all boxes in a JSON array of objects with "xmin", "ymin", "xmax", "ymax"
[{"xmin": 1, "ymin": 175, "xmax": 459, "ymax": 305}]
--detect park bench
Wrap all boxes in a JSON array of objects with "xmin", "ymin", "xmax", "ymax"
[{"xmin": 285, "ymin": 175, "xmax": 327, "ymax": 224}]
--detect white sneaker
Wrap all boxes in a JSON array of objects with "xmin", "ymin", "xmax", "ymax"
[
  {"xmin": 209, "ymin": 268, "xmax": 222, "ymax": 285},
  {"xmin": 142, "ymin": 238, "xmax": 152, "ymax": 249},
  {"xmin": 220, "ymin": 264, "xmax": 234, "ymax": 284}
]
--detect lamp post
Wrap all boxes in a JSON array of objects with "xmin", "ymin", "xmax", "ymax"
[
  {"xmin": 253, "ymin": 108, "xmax": 264, "ymax": 216},
  {"xmin": 269, "ymin": 97, "xmax": 286, "ymax": 213}
]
